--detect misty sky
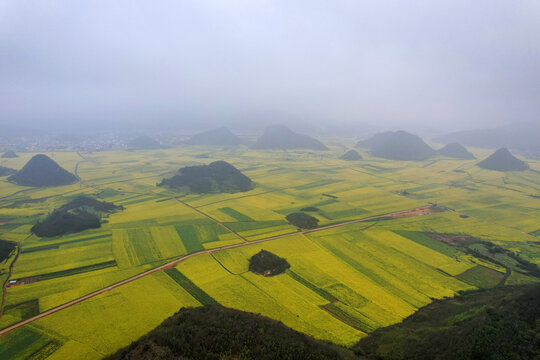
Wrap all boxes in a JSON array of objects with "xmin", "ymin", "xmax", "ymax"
[{"xmin": 1, "ymin": 1, "xmax": 539, "ymax": 132}]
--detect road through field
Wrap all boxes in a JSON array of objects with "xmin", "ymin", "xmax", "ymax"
[{"xmin": 0, "ymin": 205, "xmax": 432, "ymax": 337}]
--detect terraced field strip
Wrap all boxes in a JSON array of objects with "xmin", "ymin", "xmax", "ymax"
[
  {"xmin": 174, "ymin": 198, "xmax": 249, "ymax": 243},
  {"xmin": 0, "ymin": 205, "xmax": 434, "ymax": 337}
]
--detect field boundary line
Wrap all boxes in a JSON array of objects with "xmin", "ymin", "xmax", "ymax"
[{"xmin": 0, "ymin": 205, "xmax": 433, "ymax": 337}]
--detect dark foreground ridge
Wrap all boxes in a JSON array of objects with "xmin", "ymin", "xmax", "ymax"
[
  {"xmin": 8, "ymin": 154, "xmax": 78, "ymax": 187},
  {"xmin": 354, "ymin": 284, "xmax": 540, "ymax": 360},
  {"xmin": 186, "ymin": 127, "xmax": 244, "ymax": 146},
  {"xmin": 356, "ymin": 130, "xmax": 436, "ymax": 161},
  {"xmin": 340, "ymin": 149, "xmax": 363, "ymax": 160},
  {"xmin": 31, "ymin": 196, "xmax": 123, "ymax": 237},
  {"xmin": 437, "ymin": 142, "xmax": 475, "ymax": 159},
  {"xmin": 252, "ymin": 125, "xmax": 328, "ymax": 150},
  {"xmin": 127, "ymin": 136, "xmax": 161, "ymax": 149},
  {"xmin": 104, "ymin": 306, "xmax": 354, "ymax": 360},
  {"xmin": 477, "ymin": 147, "xmax": 529, "ymax": 171},
  {"xmin": 249, "ymin": 250, "xmax": 290, "ymax": 276},
  {"xmin": 159, "ymin": 160, "xmax": 252, "ymax": 193}
]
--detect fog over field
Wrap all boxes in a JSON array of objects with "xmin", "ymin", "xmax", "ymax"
[{"xmin": 1, "ymin": 1, "xmax": 539, "ymax": 134}]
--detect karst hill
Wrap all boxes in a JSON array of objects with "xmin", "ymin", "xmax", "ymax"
[
  {"xmin": 8, "ymin": 154, "xmax": 78, "ymax": 187},
  {"xmin": 477, "ymin": 148, "xmax": 529, "ymax": 171},
  {"xmin": 186, "ymin": 127, "xmax": 244, "ymax": 146},
  {"xmin": 252, "ymin": 125, "xmax": 328, "ymax": 150},
  {"xmin": 356, "ymin": 131, "xmax": 436, "ymax": 161}
]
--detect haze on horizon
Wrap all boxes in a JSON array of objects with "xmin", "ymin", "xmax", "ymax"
[{"xmin": 1, "ymin": 0, "xmax": 539, "ymax": 133}]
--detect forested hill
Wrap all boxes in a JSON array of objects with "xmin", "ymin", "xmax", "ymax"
[
  {"xmin": 186, "ymin": 127, "xmax": 244, "ymax": 146},
  {"xmin": 477, "ymin": 148, "xmax": 529, "ymax": 171},
  {"xmin": 127, "ymin": 136, "xmax": 161, "ymax": 149},
  {"xmin": 104, "ymin": 306, "xmax": 355, "ymax": 360},
  {"xmin": 354, "ymin": 285, "xmax": 540, "ymax": 360},
  {"xmin": 437, "ymin": 142, "xmax": 475, "ymax": 159},
  {"xmin": 252, "ymin": 125, "xmax": 328, "ymax": 150},
  {"xmin": 159, "ymin": 160, "xmax": 252, "ymax": 193},
  {"xmin": 356, "ymin": 131, "xmax": 436, "ymax": 161},
  {"xmin": 8, "ymin": 154, "xmax": 78, "ymax": 187}
]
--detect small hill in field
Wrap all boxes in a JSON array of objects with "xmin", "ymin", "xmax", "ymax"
[
  {"xmin": 477, "ymin": 148, "xmax": 529, "ymax": 171},
  {"xmin": 0, "ymin": 166, "xmax": 16, "ymax": 177},
  {"xmin": 340, "ymin": 149, "xmax": 363, "ymax": 160},
  {"xmin": 1, "ymin": 150, "xmax": 18, "ymax": 158},
  {"xmin": 252, "ymin": 125, "xmax": 328, "ymax": 150},
  {"xmin": 437, "ymin": 142, "xmax": 475, "ymax": 159},
  {"xmin": 8, "ymin": 154, "xmax": 77, "ymax": 187},
  {"xmin": 354, "ymin": 284, "xmax": 540, "ymax": 360},
  {"xmin": 286, "ymin": 212, "xmax": 319, "ymax": 229},
  {"xmin": 356, "ymin": 131, "xmax": 436, "ymax": 161},
  {"xmin": 104, "ymin": 306, "xmax": 353, "ymax": 360},
  {"xmin": 249, "ymin": 250, "xmax": 290, "ymax": 276},
  {"xmin": 31, "ymin": 196, "xmax": 122, "ymax": 237},
  {"xmin": 159, "ymin": 160, "xmax": 252, "ymax": 193},
  {"xmin": 127, "ymin": 136, "xmax": 161, "ymax": 149},
  {"xmin": 186, "ymin": 127, "xmax": 244, "ymax": 146}
]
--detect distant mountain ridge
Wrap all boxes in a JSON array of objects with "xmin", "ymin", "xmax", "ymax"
[
  {"xmin": 186, "ymin": 127, "xmax": 244, "ymax": 146},
  {"xmin": 8, "ymin": 154, "xmax": 78, "ymax": 187},
  {"xmin": 437, "ymin": 143, "xmax": 475, "ymax": 159},
  {"xmin": 252, "ymin": 125, "xmax": 328, "ymax": 150},
  {"xmin": 434, "ymin": 123, "xmax": 540, "ymax": 153},
  {"xmin": 477, "ymin": 148, "xmax": 529, "ymax": 171},
  {"xmin": 356, "ymin": 130, "xmax": 436, "ymax": 161}
]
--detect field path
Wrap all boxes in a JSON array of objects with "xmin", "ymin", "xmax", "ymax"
[
  {"xmin": 0, "ymin": 205, "xmax": 432, "ymax": 337},
  {"xmin": 174, "ymin": 198, "xmax": 249, "ymax": 243}
]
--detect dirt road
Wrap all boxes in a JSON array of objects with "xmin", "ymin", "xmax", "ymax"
[{"xmin": 0, "ymin": 205, "xmax": 432, "ymax": 337}]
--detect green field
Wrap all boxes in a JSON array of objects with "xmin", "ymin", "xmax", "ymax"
[{"xmin": 1, "ymin": 144, "xmax": 539, "ymax": 358}]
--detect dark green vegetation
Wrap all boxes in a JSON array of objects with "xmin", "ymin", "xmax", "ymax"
[
  {"xmin": 159, "ymin": 160, "xmax": 252, "ymax": 193},
  {"xmin": 477, "ymin": 147, "xmax": 529, "ymax": 171},
  {"xmin": 435, "ymin": 123, "xmax": 540, "ymax": 153},
  {"xmin": 8, "ymin": 154, "xmax": 78, "ymax": 187},
  {"xmin": 127, "ymin": 136, "xmax": 161, "ymax": 149},
  {"xmin": 248, "ymin": 250, "xmax": 290, "ymax": 276},
  {"xmin": 0, "ymin": 327, "xmax": 62, "ymax": 360},
  {"xmin": 1, "ymin": 150, "xmax": 18, "ymax": 158},
  {"xmin": 105, "ymin": 306, "xmax": 353, "ymax": 360},
  {"xmin": 251, "ymin": 125, "xmax": 328, "ymax": 150},
  {"xmin": 354, "ymin": 285, "xmax": 540, "ymax": 360},
  {"xmin": 31, "ymin": 196, "xmax": 122, "ymax": 237},
  {"xmin": 356, "ymin": 131, "xmax": 436, "ymax": 161},
  {"xmin": 57, "ymin": 195, "xmax": 123, "ymax": 213},
  {"xmin": 286, "ymin": 212, "xmax": 319, "ymax": 229},
  {"xmin": 164, "ymin": 268, "xmax": 219, "ymax": 305},
  {"xmin": 437, "ymin": 142, "xmax": 475, "ymax": 159},
  {"xmin": 300, "ymin": 206, "xmax": 319, "ymax": 212},
  {"xmin": 340, "ymin": 149, "xmax": 363, "ymax": 160},
  {"xmin": 0, "ymin": 166, "xmax": 17, "ymax": 177},
  {"xmin": 0, "ymin": 239, "xmax": 16, "ymax": 262},
  {"xmin": 185, "ymin": 127, "xmax": 244, "ymax": 146}
]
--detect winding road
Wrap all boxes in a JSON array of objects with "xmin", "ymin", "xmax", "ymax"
[{"xmin": 0, "ymin": 205, "xmax": 432, "ymax": 337}]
